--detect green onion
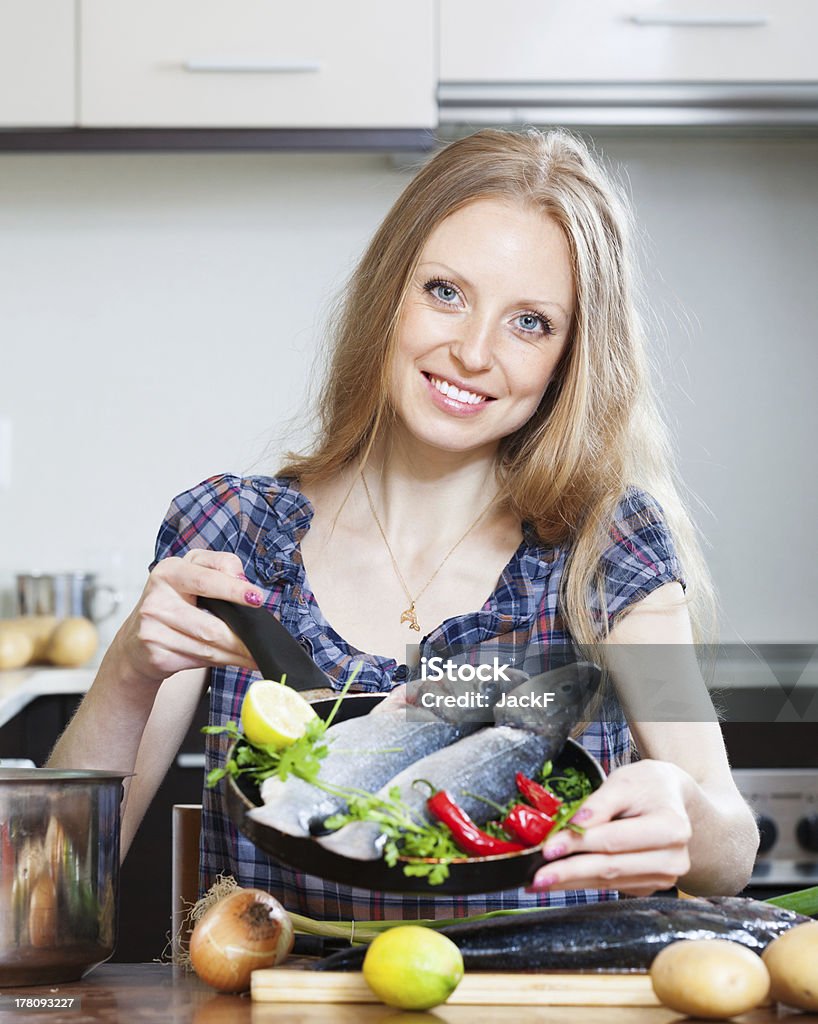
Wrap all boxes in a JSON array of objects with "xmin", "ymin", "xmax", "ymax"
[{"xmin": 764, "ymin": 885, "xmax": 818, "ymax": 918}]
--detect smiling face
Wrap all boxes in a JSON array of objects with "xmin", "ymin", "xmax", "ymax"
[{"xmin": 387, "ymin": 197, "xmax": 575, "ymax": 460}]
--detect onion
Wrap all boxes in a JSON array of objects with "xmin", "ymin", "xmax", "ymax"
[{"xmin": 189, "ymin": 887, "xmax": 294, "ymax": 993}]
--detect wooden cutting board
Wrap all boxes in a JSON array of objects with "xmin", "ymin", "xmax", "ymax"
[{"xmin": 252, "ymin": 969, "xmax": 660, "ymax": 1006}]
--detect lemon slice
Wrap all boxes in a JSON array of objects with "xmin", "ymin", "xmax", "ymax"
[
  {"xmin": 363, "ymin": 925, "xmax": 464, "ymax": 1010},
  {"xmin": 240, "ymin": 680, "xmax": 318, "ymax": 749}
]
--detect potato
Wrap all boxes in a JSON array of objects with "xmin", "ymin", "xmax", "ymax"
[
  {"xmin": 46, "ymin": 617, "xmax": 98, "ymax": 667},
  {"xmin": 650, "ymin": 938, "xmax": 770, "ymax": 1019},
  {"xmin": 0, "ymin": 627, "xmax": 35, "ymax": 670},
  {"xmin": 762, "ymin": 920, "xmax": 818, "ymax": 1011},
  {"xmin": 12, "ymin": 616, "xmax": 59, "ymax": 660}
]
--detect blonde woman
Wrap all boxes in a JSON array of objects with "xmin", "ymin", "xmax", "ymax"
[{"xmin": 49, "ymin": 129, "xmax": 758, "ymax": 919}]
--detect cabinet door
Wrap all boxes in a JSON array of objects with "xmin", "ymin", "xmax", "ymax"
[
  {"xmin": 0, "ymin": 0, "xmax": 75, "ymax": 126},
  {"xmin": 80, "ymin": 0, "xmax": 435, "ymax": 128},
  {"xmin": 441, "ymin": 0, "xmax": 818, "ymax": 82}
]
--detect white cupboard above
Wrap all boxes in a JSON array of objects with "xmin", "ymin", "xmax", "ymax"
[
  {"xmin": 438, "ymin": 0, "xmax": 818, "ymax": 128},
  {"xmin": 79, "ymin": 0, "xmax": 436, "ymax": 129},
  {"xmin": 0, "ymin": 0, "xmax": 75, "ymax": 127}
]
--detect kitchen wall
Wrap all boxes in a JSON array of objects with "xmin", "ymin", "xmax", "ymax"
[{"xmin": 0, "ymin": 136, "xmax": 816, "ymax": 647}]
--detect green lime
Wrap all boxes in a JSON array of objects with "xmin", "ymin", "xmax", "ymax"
[{"xmin": 362, "ymin": 925, "xmax": 464, "ymax": 1010}]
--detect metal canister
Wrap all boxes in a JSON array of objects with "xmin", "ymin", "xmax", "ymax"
[
  {"xmin": 0, "ymin": 768, "xmax": 125, "ymax": 986},
  {"xmin": 15, "ymin": 573, "xmax": 121, "ymax": 624}
]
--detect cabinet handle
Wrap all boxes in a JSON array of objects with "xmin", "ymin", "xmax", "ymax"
[
  {"xmin": 176, "ymin": 753, "xmax": 206, "ymax": 770},
  {"xmin": 629, "ymin": 14, "xmax": 769, "ymax": 28},
  {"xmin": 183, "ymin": 57, "xmax": 322, "ymax": 74}
]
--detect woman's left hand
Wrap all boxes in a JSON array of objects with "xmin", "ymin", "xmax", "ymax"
[{"xmin": 528, "ymin": 759, "xmax": 693, "ymax": 897}]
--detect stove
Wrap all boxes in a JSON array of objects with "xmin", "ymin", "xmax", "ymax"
[{"xmin": 733, "ymin": 768, "xmax": 818, "ymax": 889}]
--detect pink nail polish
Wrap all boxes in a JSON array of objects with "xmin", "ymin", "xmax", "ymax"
[
  {"xmin": 245, "ymin": 590, "xmax": 262, "ymax": 606},
  {"xmin": 236, "ymin": 573, "xmax": 249, "ymax": 582},
  {"xmin": 544, "ymin": 844, "xmax": 566, "ymax": 861},
  {"xmin": 572, "ymin": 807, "xmax": 593, "ymax": 823}
]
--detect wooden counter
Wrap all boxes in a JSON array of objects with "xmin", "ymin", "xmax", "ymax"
[{"xmin": 0, "ymin": 963, "xmax": 806, "ymax": 1023}]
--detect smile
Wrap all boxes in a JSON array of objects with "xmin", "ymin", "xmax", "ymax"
[{"xmin": 424, "ymin": 373, "xmax": 494, "ymax": 407}]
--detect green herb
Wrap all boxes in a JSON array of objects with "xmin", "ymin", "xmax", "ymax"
[
  {"xmin": 324, "ymin": 784, "xmax": 463, "ymax": 886},
  {"xmin": 202, "ymin": 664, "xmax": 361, "ymax": 788}
]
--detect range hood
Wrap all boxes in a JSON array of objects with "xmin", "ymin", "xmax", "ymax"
[{"xmin": 437, "ymin": 82, "xmax": 818, "ymax": 131}]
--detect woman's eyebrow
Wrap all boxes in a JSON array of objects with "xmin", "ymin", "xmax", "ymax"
[
  {"xmin": 418, "ymin": 260, "xmax": 474, "ymax": 290},
  {"xmin": 418, "ymin": 261, "xmax": 570, "ymax": 318}
]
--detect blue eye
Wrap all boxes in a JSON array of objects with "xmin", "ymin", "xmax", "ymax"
[
  {"xmin": 424, "ymin": 278, "xmax": 460, "ymax": 304},
  {"xmin": 515, "ymin": 312, "xmax": 555, "ymax": 336}
]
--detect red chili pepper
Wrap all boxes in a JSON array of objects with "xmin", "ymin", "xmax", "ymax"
[
  {"xmin": 427, "ymin": 790, "xmax": 525, "ymax": 857},
  {"xmin": 502, "ymin": 803, "xmax": 556, "ymax": 846},
  {"xmin": 515, "ymin": 771, "xmax": 563, "ymax": 816}
]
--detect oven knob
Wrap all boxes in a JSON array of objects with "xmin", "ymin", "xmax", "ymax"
[
  {"xmin": 756, "ymin": 815, "xmax": 778, "ymax": 854},
  {"xmin": 796, "ymin": 814, "xmax": 818, "ymax": 853}
]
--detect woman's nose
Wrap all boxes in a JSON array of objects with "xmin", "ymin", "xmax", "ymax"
[{"xmin": 450, "ymin": 317, "xmax": 494, "ymax": 372}]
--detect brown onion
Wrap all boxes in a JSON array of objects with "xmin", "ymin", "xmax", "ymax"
[{"xmin": 189, "ymin": 887, "xmax": 294, "ymax": 993}]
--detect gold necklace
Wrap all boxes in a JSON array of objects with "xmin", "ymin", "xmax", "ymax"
[{"xmin": 360, "ymin": 472, "xmax": 495, "ymax": 633}]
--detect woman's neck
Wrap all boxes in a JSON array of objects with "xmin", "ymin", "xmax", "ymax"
[{"xmin": 355, "ymin": 430, "xmax": 503, "ymax": 545}]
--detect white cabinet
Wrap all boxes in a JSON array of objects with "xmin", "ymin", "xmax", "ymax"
[
  {"xmin": 441, "ymin": 1, "xmax": 818, "ymax": 82},
  {"xmin": 80, "ymin": 0, "xmax": 436, "ymax": 128},
  {"xmin": 0, "ymin": 0, "xmax": 75, "ymax": 126}
]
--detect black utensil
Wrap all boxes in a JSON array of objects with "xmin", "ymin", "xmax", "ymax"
[
  {"xmin": 198, "ymin": 596, "xmax": 329, "ymax": 692},
  {"xmin": 225, "ymin": 695, "xmax": 606, "ymax": 895}
]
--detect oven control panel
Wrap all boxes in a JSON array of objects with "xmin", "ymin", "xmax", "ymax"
[{"xmin": 733, "ymin": 768, "xmax": 818, "ymax": 885}]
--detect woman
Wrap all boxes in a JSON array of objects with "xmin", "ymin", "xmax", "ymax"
[{"xmin": 48, "ymin": 129, "xmax": 758, "ymax": 919}]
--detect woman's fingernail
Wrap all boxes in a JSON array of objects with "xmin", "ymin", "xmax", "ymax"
[
  {"xmin": 533, "ymin": 872, "xmax": 558, "ymax": 889},
  {"xmin": 543, "ymin": 844, "xmax": 567, "ymax": 861},
  {"xmin": 236, "ymin": 573, "xmax": 249, "ymax": 582},
  {"xmin": 245, "ymin": 590, "xmax": 262, "ymax": 606},
  {"xmin": 572, "ymin": 807, "xmax": 593, "ymax": 823}
]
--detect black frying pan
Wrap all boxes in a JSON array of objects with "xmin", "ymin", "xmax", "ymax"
[{"xmin": 224, "ymin": 694, "xmax": 605, "ymax": 895}]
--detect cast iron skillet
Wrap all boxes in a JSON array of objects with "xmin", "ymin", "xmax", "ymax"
[{"xmin": 224, "ymin": 694, "xmax": 605, "ymax": 895}]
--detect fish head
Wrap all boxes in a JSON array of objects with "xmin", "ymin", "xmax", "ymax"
[{"xmin": 493, "ymin": 661, "xmax": 601, "ymax": 741}]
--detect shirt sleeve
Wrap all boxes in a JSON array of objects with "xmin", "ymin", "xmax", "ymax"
[
  {"xmin": 596, "ymin": 486, "xmax": 686, "ymax": 630},
  {"xmin": 150, "ymin": 473, "xmax": 245, "ymax": 569}
]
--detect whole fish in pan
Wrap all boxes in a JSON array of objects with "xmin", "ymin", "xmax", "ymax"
[
  {"xmin": 248, "ymin": 669, "xmax": 529, "ymax": 838},
  {"xmin": 317, "ymin": 662, "xmax": 598, "ymax": 861},
  {"xmin": 314, "ymin": 896, "xmax": 808, "ymax": 972}
]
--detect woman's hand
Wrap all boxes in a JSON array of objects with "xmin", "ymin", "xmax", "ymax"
[
  {"xmin": 116, "ymin": 550, "xmax": 261, "ymax": 686},
  {"xmin": 371, "ymin": 684, "xmax": 409, "ymax": 713},
  {"xmin": 528, "ymin": 759, "xmax": 693, "ymax": 897}
]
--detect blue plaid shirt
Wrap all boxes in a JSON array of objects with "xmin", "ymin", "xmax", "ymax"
[{"xmin": 153, "ymin": 474, "xmax": 684, "ymax": 920}]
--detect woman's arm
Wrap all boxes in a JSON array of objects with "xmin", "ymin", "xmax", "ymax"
[
  {"xmin": 47, "ymin": 548, "xmax": 262, "ymax": 858},
  {"xmin": 529, "ymin": 582, "xmax": 759, "ymax": 896}
]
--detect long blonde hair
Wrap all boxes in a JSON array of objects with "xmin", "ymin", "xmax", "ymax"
[{"xmin": 281, "ymin": 129, "xmax": 716, "ymax": 645}]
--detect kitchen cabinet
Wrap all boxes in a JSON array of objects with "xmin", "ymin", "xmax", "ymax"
[
  {"xmin": 79, "ymin": 0, "xmax": 436, "ymax": 129},
  {"xmin": 0, "ymin": 0, "xmax": 75, "ymax": 126},
  {"xmin": 440, "ymin": 0, "xmax": 818, "ymax": 82}
]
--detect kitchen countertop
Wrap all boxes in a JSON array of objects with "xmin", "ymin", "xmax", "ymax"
[
  {"xmin": 0, "ymin": 963, "xmax": 804, "ymax": 1024},
  {"xmin": 0, "ymin": 667, "xmax": 94, "ymax": 731}
]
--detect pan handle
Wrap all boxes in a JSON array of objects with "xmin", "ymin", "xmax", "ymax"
[{"xmin": 198, "ymin": 596, "xmax": 329, "ymax": 692}]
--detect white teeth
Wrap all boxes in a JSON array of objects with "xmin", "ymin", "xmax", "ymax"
[{"xmin": 430, "ymin": 375, "xmax": 486, "ymax": 405}]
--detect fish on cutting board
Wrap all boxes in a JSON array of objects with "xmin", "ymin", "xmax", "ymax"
[
  {"xmin": 313, "ymin": 896, "xmax": 809, "ymax": 972},
  {"xmin": 318, "ymin": 662, "xmax": 597, "ymax": 861}
]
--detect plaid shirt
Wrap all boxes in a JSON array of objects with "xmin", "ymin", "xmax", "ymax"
[{"xmin": 153, "ymin": 474, "xmax": 684, "ymax": 920}]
